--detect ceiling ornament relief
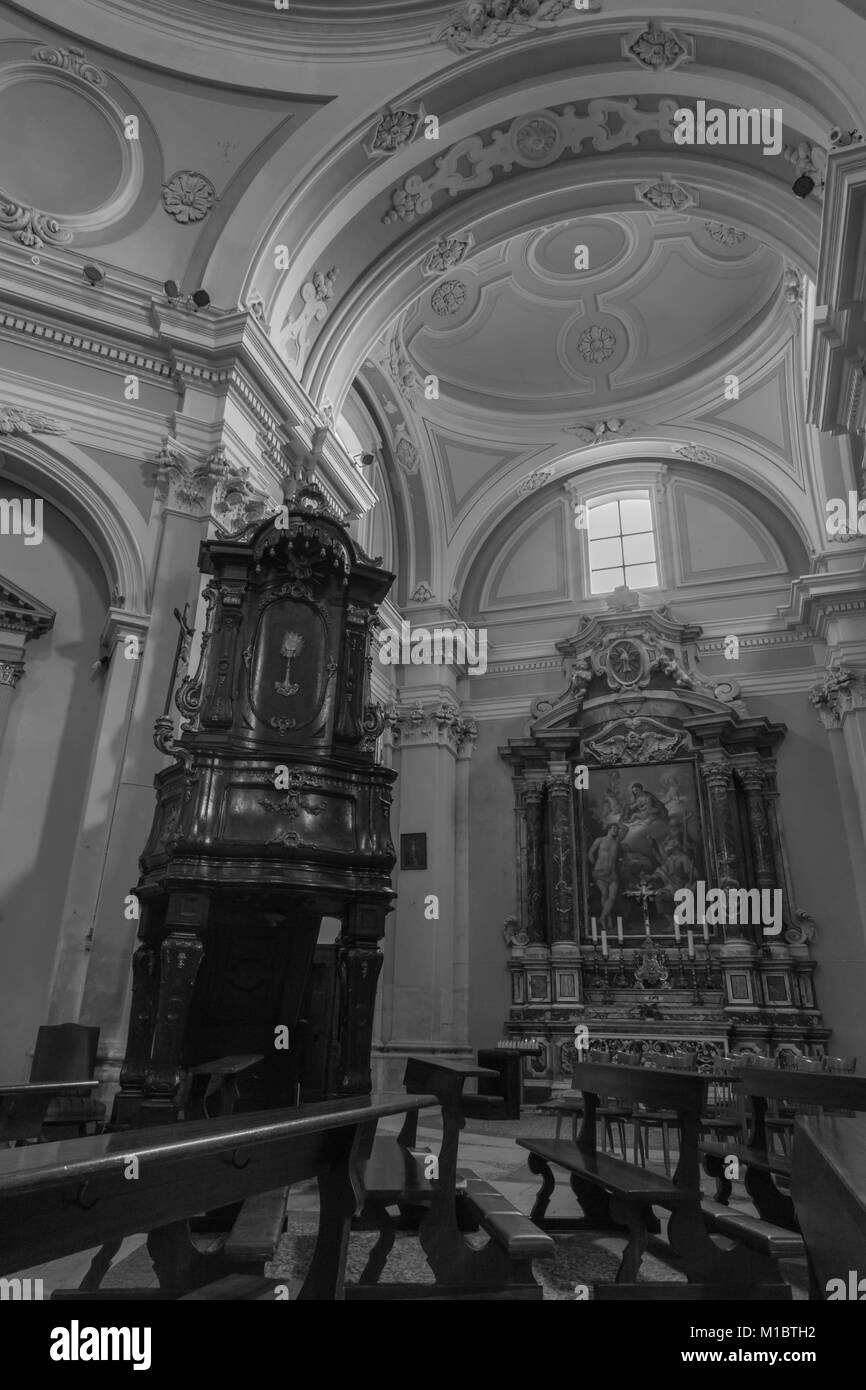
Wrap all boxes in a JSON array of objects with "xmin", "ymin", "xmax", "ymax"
[
  {"xmin": 516, "ymin": 467, "xmax": 554, "ymax": 495},
  {"xmin": 430, "ymin": 279, "xmax": 468, "ymax": 315},
  {"xmin": 576, "ymin": 323, "xmax": 617, "ymax": 364},
  {"xmin": 782, "ymin": 141, "xmax": 828, "ymax": 199},
  {"xmin": 432, "ymin": 0, "xmax": 601, "ymax": 56},
  {"xmin": 704, "ymin": 221, "xmax": 746, "ymax": 247},
  {"xmin": 783, "ymin": 265, "xmax": 805, "ymax": 319},
  {"xmin": 565, "ymin": 418, "xmax": 637, "ymax": 445},
  {"xmin": 675, "ymin": 443, "xmax": 717, "ymax": 464},
  {"xmin": 161, "ymin": 171, "xmax": 217, "ymax": 224},
  {"xmin": 0, "ymin": 46, "xmax": 145, "ymax": 250},
  {"xmin": 283, "ymin": 266, "xmax": 339, "ymax": 366},
  {"xmin": 0, "ymin": 203, "xmax": 71, "ymax": 250},
  {"xmin": 365, "ymin": 107, "xmax": 424, "ymax": 158},
  {"xmin": 385, "ymin": 328, "xmax": 419, "ymax": 404},
  {"xmin": 622, "ymin": 20, "xmax": 695, "ymax": 72},
  {"xmin": 410, "ymin": 582, "xmax": 434, "ymax": 603},
  {"xmin": 421, "ymin": 233, "xmax": 474, "ymax": 277},
  {"xmin": 382, "ymin": 98, "xmax": 680, "ymax": 225},
  {"xmin": 636, "ymin": 174, "xmax": 698, "ymax": 212},
  {"xmin": 394, "ymin": 431, "xmax": 421, "ymax": 473},
  {"xmin": 0, "ymin": 405, "xmax": 67, "ymax": 436},
  {"xmin": 31, "ymin": 45, "xmax": 106, "ymax": 86}
]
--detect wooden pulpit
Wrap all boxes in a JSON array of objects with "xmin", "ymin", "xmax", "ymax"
[{"xmin": 114, "ymin": 478, "xmax": 396, "ymax": 1125}]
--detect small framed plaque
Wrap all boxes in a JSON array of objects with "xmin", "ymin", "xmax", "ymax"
[{"xmin": 400, "ymin": 832, "xmax": 427, "ymax": 870}]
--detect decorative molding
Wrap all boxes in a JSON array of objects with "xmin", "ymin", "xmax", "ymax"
[
  {"xmin": 432, "ymin": 0, "xmax": 601, "ymax": 55},
  {"xmin": 421, "ymin": 233, "xmax": 474, "ymax": 277},
  {"xmin": 161, "ymin": 171, "xmax": 217, "ymax": 225},
  {"xmin": 636, "ymin": 174, "xmax": 698, "ymax": 212},
  {"xmin": 565, "ymin": 417, "xmax": 636, "ymax": 445},
  {"xmin": 0, "ymin": 405, "xmax": 67, "ymax": 436},
  {"xmin": 430, "ymin": 279, "xmax": 468, "ymax": 316},
  {"xmin": 675, "ymin": 443, "xmax": 717, "ymax": 464},
  {"xmin": 409, "ymin": 582, "xmax": 434, "ymax": 603},
  {"xmin": 585, "ymin": 716, "xmax": 687, "ymax": 765},
  {"xmin": 0, "ymin": 311, "xmax": 173, "ymax": 379},
  {"xmin": 31, "ymin": 44, "xmax": 106, "ymax": 86},
  {"xmin": 622, "ymin": 20, "xmax": 694, "ymax": 72},
  {"xmin": 365, "ymin": 107, "xmax": 424, "ymax": 158},
  {"xmin": 383, "ymin": 98, "xmax": 679, "ymax": 224},
  {"xmin": 0, "ymin": 202, "xmax": 72, "ymax": 250},
  {"xmin": 284, "ymin": 266, "xmax": 339, "ymax": 364},
  {"xmin": 704, "ymin": 221, "xmax": 746, "ymax": 247}
]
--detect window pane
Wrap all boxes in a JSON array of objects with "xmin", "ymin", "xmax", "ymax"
[
  {"xmin": 622, "ymin": 531, "xmax": 656, "ymax": 565},
  {"xmin": 588, "ymin": 501, "xmax": 620, "ymax": 539},
  {"xmin": 625, "ymin": 562, "xmax": 658, "ymax": 589},
  {"xmin": 589, "ymin": 536, "xmax": 623, "ymax": 569},
  {"xmin": 620, "ymin": 496, "xmax": 652, "ymax": 534},
  {"xmin": 591, "ymin": 566, "xmax": 624, "ymax": 594}
]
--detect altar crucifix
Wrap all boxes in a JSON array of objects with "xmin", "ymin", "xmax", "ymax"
[{"xmin": 623, "ymin": 875, "xmax": 657, "ymax": 936}]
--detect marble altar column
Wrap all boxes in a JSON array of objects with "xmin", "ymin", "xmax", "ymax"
[
  {"xmin": 521, "ymin": 783, "xmax": 548, "ymax": 944},
  {"xmin": 736, "ymin": 763, "xmax": 777, "ymax": 893},
  {"xmin": 546, "ymin": 770, "xmax": 576, "ymax": 943}
]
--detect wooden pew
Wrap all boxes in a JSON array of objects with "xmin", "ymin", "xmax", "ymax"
[
  {"xmin": 790, "ymin": 1114, "xmax": 866, "ymax": 1300},
  {"xmin": 351, "ymin": 1057, "xmax": 555, "ymax": 1299},
  {"xmin": 0, "ymin": 1081, "xmax": 100, "ymax": 1144},
  {"xmin": 0, "ymin": 1091, "xmax": 435, "ymax": 1300},
  {"xmin": 518, "ymin": 1060, "xmax": 792, "ymax": 1298},
  {"xmin": 701, "ymin": 1070, "xmax": 866, "ymax": 1228}
]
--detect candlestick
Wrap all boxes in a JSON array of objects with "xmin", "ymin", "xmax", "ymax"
[
  {"xmin": 687, "ymin": 929, "xmax": 695, "ymax": 959},
  {"xmin": 590, "ymin": 917, "xmax": 597, "ymax": 942},
  {"xmin": 701, "ymin": 917, "xmax": 709, "ymax": 943},
  {"xmin": 616, "ymin": 916, "xmax": 623, "ymax": 943},
  {"xmin": 601, "ymin": 930, "xmax": 608, "ymax": 959},
  {"xmin": 673, "ymin": 917, "xmax": 681, "ymax": 943}
]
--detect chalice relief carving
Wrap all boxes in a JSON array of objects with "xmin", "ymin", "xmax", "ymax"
[{"xmin": 274, "ymin": 630, "xmax": 304, "ymax": 697}]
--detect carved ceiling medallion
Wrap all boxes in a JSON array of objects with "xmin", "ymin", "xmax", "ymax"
[
  {"xmin": 430, "ymin": 279, "xmax": 468, "ymax": 315},
  {"xmin": 577, "ymin": 324, "xmax": 616, "ymax": 364}
]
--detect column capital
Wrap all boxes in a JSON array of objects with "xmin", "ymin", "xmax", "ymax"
[
  {"xmin": 809, "ymin": 665, "xmax": 866, "ymax": 729},
  {"xmin": 0, "ymin": 660, "xmax": 23, "ymax": 688},
  {"xmin": 154, "ymin": 437, "xmax": 271, "ymax": 527},
  {"xmin": 387, "ymin": 699, "xmax": 477, "ymax": 756}
]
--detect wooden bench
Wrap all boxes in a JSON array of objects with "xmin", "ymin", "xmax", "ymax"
[
  {"xmin": 701, "ymin": 1070, "xmax": 866, "ymax": 1229},
  {"xmin": 518, "ymin": 1061, "xmax": 792, "ymax": 1298},
  {"xmin": 0, "ymin": 1091, "xmax": 435, "ymax": 1300},
  {"xmin": 791, "ymin": 1114, "xmax": 866, "ymax": 1299},
  {"xmin": 0, "ymin": 1081, "xmax": 100, "ymax": 1144},
  {"xmin": 351, "ymin": 1057, "xmax": 554, "ymax": 1299}
]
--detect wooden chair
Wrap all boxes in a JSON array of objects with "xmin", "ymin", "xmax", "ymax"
[
  {"xmin": 28, "ymin": 1023, "xmax": 106, "ymax": 1139},
  {"xmin": 632, "ymin": 1051, "xmax": 697, "ymax": 1177},
  {"xmin": 700, "ymin": 1058, "xmax": 746, "ymax": 1147},
  {"xmin": 596, "ymin": 1047, "xmax": 632, "ymax": 1159},
  {"xmin": 767, "ymin": 1055, "xmax": 821, "ymax": 1157}
]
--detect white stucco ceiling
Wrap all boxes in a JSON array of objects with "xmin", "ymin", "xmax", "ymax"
[{"xmin": 401, "ymin": 213, "xmax": 785, "ymax": 419}]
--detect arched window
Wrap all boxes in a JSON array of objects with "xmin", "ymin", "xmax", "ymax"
[{"xmin": 587, "ymin": 490, "xmax": 658, "ymax": 594}]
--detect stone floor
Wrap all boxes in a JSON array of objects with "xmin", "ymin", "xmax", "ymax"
[{"xmin": 11, "ymin": 1110, "xmax": 808, "ymax": 1300}]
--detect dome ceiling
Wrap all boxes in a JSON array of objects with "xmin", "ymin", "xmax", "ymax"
[{"xmin": 401, "ymin": 212, "xmax": 785, "ymax": 419}]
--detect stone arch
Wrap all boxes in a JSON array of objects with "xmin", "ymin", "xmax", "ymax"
[{"xmin": 0, "ymin": 436, "xmax": 150, "ymax": 616}]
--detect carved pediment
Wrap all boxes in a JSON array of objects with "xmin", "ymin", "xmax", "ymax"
[
  {"xmin": 530, "ymin": 596, "xmax": 743, "ymax": 726},
  {"xmin": 0, "ymin": 576, "xmax": 55, "ymax": 640}
]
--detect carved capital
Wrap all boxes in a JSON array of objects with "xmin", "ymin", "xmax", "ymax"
[
  {"xmin": 809, "ymin": 666, "xmax": 866, "ymax": 728},
  {"xmin": 0, "ymin": 660, "xmax": 23, "ymax": 688},
  {"xmin": 389, "ymin": 699, "xmax": 477, "ymax": 755}
]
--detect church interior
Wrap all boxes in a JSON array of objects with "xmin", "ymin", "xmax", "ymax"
[{"xmin": 1, "ymin": 0, "xmax": 866, "ymax": 1319}]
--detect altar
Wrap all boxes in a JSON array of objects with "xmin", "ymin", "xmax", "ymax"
[{"xmin": 500, "ymin": 595, "xmax": 827, "ymax": 1086}]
